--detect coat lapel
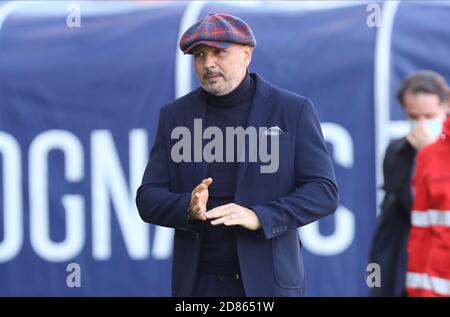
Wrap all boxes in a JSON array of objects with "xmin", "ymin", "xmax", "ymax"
[
  {"xmin": 235, "ymin": 74, "xmax": 274, "ymax": 192},
  {"xmin": 188, "ymin": 89, "xmax": 207, "ymax": 181}
]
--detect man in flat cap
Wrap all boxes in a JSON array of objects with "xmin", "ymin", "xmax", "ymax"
[{"xmin": 136, "ymin": 13, "xmax": 338, "ymax": 297}]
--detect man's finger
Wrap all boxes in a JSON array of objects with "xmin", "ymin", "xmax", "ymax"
[
  {"xmin": 190, "ymin": 209, "xmax": 207, "ymax": 221},
  {"xmin": 205, "ymin": 204, "xmax": 234, "ymax": 219},
  {"xmin": 195, "ymin": 211, "xmax": 207, "ymax": 221},
  {"xmin": 211, "ymin": 213, "xmax": 242, "ymax": 226},
  {"xmin": 223, "ymin": 218, "xmax": 241, "ymax": 226},
  {"xmin": 192, "ymin": 183, "xmax": 202, "ymax": 193},
  {"xmin": 192, "ymin": 183, "xmax": 207, "ymax": 194},
  {"xmin": 210, "ymin": 215, "xmax": 232, "ymax": 226},
  {"xmin": 191, "ymin": 192, "xmax": 200, "ymax": 204},
  {"xmin": 192, "ymin": 178, "xmax": 213, "ymax": 195},
  {"xmin": 202, "ymin": 178, "xmax": 213, "ymax": 187}
]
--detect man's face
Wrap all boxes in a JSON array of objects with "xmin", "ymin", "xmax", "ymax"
[
  {"xmin": 403, "ymin": 92, "xmax": 449, "ymax": 121},
  {"xmin": 192, "ymin": 44, "xmax": 253, "ymax": 96}
]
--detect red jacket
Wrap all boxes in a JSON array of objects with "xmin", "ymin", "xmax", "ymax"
[{"xmin": 407, "ymin": 117, "xmax": 450, "ymax": 297}]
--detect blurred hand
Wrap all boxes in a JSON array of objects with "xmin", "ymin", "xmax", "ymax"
[
  {"xmin": 206, "ymin": 203, "xmax": 261, "ymax": 231},
  {"xmin": 188, "ymin": 178, "xmax": 213, "ymax": 221},
  {"xmin": 406, "ymin": 121, "xmax": 434, "ymax": 151}
]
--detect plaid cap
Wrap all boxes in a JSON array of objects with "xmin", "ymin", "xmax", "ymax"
[{"xmin": 179, "ymin": 13, "xmax": 256, "ymax": 54}]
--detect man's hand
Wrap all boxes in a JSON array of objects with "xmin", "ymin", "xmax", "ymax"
[
  {"xmin": 406, "ymin": 121, "xmax": 435, "ymax": 151},
  {"xmin": 205, "ymin": 203, "xmax": 261, "ymax": 231},
  {"xmin": 188, "ymin": 178, "xmax": 213, "ymax": 221}
]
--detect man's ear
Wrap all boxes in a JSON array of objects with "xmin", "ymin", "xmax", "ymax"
[{"xmin": 243, "ymin": 46, "xmax": 253, "ymax": 68}]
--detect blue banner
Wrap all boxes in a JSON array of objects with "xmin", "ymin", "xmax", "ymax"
[{"xmin": 1, "ymin": 1, "xmax": 450, "ymax": 296}]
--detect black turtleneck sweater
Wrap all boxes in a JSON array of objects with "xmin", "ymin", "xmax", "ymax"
[{"xmin": 199, "ymin": 71, "xmax": 256, "ymax": 275}]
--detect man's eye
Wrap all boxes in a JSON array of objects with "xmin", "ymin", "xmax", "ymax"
[{"xmin": 193, "ymin": 52, "xmax": 204, "ymax": 58}]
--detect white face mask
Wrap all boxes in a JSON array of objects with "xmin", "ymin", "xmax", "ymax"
[{"xmin": 409, "ymin": 118, "xmax": 444, "ymax": 140}]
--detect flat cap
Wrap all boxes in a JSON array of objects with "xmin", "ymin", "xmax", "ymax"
[{"xmin": 179, "ymin": 13, "xmax": 256, "ymax": 54}]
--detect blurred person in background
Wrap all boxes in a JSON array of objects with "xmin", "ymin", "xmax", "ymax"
[
  {"xmin": 136, "ymin": 13, "xmax": 338, "ymax": 297},
  {"xmin": 406, "ymin": 114, "xmax": 450, "ymax": 297},
  {"xmin": 368, "ymin": 71, "xmax": 449, "ymax": 296}
]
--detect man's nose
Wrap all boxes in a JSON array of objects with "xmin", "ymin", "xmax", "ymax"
[{"xmin": 203, "ymin": 53, "xmax": 216, "ymax": 69}]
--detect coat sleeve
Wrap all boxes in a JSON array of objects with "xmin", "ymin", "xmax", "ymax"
[
  {"xmin": 135, "ymin": 107, "xmax": 198, "ymax": 232},
  {"xmin": 251, "ymin": 99, "xmax": 339, "ymax": 239},
  {"xmin": 382, "ymin": 141, "xmax": 396, "ymax": 191},
  {"xmin": 380, "ymin": 139, "xmax": 415, "ymax": 219},
  {"xmin": 379, "ymin": 141, "xmax": 397, "ymax": 214}
]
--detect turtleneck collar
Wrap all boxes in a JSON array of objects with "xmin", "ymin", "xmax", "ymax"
[{"xmin": 203, "ymin": 70, "xmax": 254, "ymax": 108}]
